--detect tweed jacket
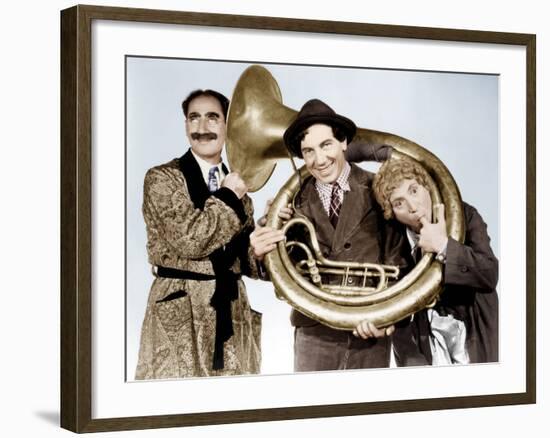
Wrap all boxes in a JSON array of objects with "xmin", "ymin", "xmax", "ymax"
[
  {"xmin": 290, "ymin": 163, "xmax": 407, "ymax": 327},
  {"xmin": 393, "ymin": 202, "xmax": 499, "ymax": 365},
  {"xmin": 135, "ymin": 151, "xmax": 261, "ymax": 379}
]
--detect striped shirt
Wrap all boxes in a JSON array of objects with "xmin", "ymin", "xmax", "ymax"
[{"xmin": 314, "ymin": 162, "xmax": 351, "ymax": 216}]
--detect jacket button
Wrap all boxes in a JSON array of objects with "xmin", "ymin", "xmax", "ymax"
[
  {"xmin": 460, "ymin": 266, "xmax": 469, "ymax": 273},
  {"xmin": 344, "ymin": 242, "xmax": 351, "ymax": 249}
]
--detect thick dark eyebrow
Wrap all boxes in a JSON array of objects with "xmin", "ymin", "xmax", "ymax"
[{"xmin": 187, "ymin": 111, "xmax": 221, "ymax": 119}]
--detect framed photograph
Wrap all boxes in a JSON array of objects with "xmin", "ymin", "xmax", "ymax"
[{"xmin": 60, "ymin": 4, "xmax": 536, "ymax": 433}]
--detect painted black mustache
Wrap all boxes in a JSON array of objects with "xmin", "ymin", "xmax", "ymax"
[{"xmin": 191, "ymin": 132, "xmax": 217, "ymax": 141}]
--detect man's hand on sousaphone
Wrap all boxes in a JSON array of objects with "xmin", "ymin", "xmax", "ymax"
[{"xmin": 251, "ymin": 198, "xmax": 293, "ymax": 261}]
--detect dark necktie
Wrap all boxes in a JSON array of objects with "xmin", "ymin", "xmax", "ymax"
[
  {"xmin": 329, "ymin": 182, "xmax": 342, "ymax": 228},
  {"xmin": 208, "ymin": 166, "xmax": 219, "ymax": 192},
  {"xmin": 414, "ymin": 247, "xmax": 422, "ymax": 263}
]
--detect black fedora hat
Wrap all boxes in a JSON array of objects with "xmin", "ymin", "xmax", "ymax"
[{"xmin": 283, "ymin": 99, "xmax": 356, "ymax": 158}]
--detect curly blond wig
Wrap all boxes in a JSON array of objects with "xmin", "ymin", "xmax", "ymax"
[{"xmin": 373, "ymin": 158, "xmax": 431, "ymax": 220}]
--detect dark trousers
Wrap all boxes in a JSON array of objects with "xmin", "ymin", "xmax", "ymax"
[
  {"xmin": 392, "ymin": 313, "xmax": 432, "ymax": 367},
  {"xmin": 294, "ymin": 324, "xmax": 391, "ymax": 372}
]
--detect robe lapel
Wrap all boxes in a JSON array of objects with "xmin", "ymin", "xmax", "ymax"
[
  {"xmin": 177, "ymin": 149, "xmax": 242, "ymax": 370},
  {"xmin": 178, "ymin": 149, "xmax": 210, "ymax": 209}
]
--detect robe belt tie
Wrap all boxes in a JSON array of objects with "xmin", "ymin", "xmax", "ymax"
[{"xmin": 154, "ymin": 265, "xmax": 240, "ymax": 370}]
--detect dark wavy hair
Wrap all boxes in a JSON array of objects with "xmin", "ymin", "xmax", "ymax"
[
  {"xmin": 181, "ymin": 89, "xmax": 230, "ymax": 120},
  {"xmin": 373, "ymin": 158, "xmax": 431, "ymax": 220}
]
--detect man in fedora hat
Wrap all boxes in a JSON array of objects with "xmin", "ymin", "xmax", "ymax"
[{"xmin": 251, "ymin": 99, "xmax": 406, "ymax": 371}]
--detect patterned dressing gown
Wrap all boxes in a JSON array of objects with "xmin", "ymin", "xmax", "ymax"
[{"xmin": 135, "ymin": 151, "xmax": 261, "ymax": 379}]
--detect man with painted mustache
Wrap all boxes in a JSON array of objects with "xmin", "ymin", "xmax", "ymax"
[{"xmin": 135, "ymin": 89, "xmax": 262, "ymax": 379}]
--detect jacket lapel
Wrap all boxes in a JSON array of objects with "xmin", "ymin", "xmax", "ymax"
[
  {"xmin": 331, "ymin": 164, "xmax": 373, "ymax": 252},
  {"xmin": 297, "ymin": 178, "xmax": 333, "ymax": 249}
]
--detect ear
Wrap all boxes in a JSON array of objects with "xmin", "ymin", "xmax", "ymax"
[{"xmin": 341, "ymin": 139, "xmax": 348, "ymax": 151}]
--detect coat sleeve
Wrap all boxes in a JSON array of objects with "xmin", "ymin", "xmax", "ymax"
[
  {"xmin": 444, "ymin": 203, "xmax": 499, "ymax": 290},
  {"xmin": 143, "ymin": 166, "xmax": 246, "ymax": 260},
  {"xmin": 345, "ymin": 140, "xmax": 393, "ymax": 163}
]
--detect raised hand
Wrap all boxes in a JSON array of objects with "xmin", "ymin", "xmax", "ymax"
[
  {"xmin": 257, "ymin": 198, "xmax": 293, "ymax": 227},
  {"xmin": 222, "ymin": 172, "xmax": 248, "ymax": 199},
  {"xmin": 417, "ymin": 203, "xmax": 448, "ymax": 254}
]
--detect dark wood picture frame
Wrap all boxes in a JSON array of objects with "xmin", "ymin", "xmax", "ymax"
[{"xmin": 60, "ymin": 4, "xmax": 536, "ymax": 433}]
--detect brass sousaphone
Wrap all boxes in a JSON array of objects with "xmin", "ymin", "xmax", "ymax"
[{"xmin": 227, "ymin": 65, "xmax": 465, "ymax": 330}]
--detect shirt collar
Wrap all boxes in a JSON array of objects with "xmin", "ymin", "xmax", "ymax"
[
  {"xmin": 190, "ymin": 149, "xmax": 225, "ymax": 185},
  {"xmin": 315, "ymin": 161, "xmax": 352, "ymax": 192}
]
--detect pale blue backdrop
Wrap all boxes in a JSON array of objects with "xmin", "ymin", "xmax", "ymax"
[{"xmin": 126, "ymin": 57, "xmax": 499, "ymax": 378}]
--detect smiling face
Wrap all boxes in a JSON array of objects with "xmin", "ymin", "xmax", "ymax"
[
  {"xmin": 300, "ymin": 124, "xmax": 348, "ymax": 184},
  {"xmin": 389, "ymin": 179, "xmax": 433, "ymax": 233},
  {"xmin": 185, "ymin": 95, "xmax": 226, "ymax": 164}
]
